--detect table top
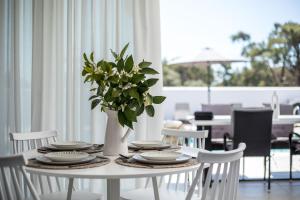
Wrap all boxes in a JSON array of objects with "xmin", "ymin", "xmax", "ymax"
[
  {"xmin": 190, "ymin": 115, "xmax": 300, "ymax": 126},
  {"xmin": 24, "ymin": 150, "xmax": 200, "ymax": 180}
]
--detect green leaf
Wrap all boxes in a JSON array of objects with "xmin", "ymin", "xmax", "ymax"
[
  {"xmin": 132, "ymin": 74, "xmax": 145, "ymax": 83},
  {"xmin": 124, "ymin": 55, "xmax": 134, "ymax": 72},
  {"xmin": 138, "ymin": 60, "xmax": 152, "ymax": 68},
  {"xmin": 89, "ymin": 95, "xmax": 98, "ymax": 101},
  {"xmin": 136, "ymin": 104, "xmax": 145, "ymax": 116},
  {"xmin": 82, "ymin": 69, "xmax": 88, "ymax": 76},
  {"xmin": 83, "ymin": 53, "xmax": 88, "ymax": 62},
  {"xmin": 110, "ymin": 49, "xmax": 118, "ymax": 60},
  {"xmin": 91, "ymin": 99, "xmax": 100, "ymax": 109},
  {"xmin": 84, "ymin": 75, "xmax": 92, "ymax": 83},
  {"xmin": 117, "ymin": 58, "xmax": 124, "ymax": 72},
  {"xmin": 124, "ymin": 107, "xmax": 137, "ymax": 122},
  {"xmin": 145, "ymin": 94, "xmax": 153, "ymax": 105},
  {"xmin": 128, "ymin": 88, "xmax": 139, "ymax": 99},
  {"xmin": 125, "ymin": 120, "xmax": 133, "ymax": 129},
  {"xmin": 112, "ymin": 89, "xmax": 120, "ymax": 97},
  {"xmin": 145, "ymin": 105, "xmax": 155, "ymax": 117},
  {"xmin": 152, "ymin": 96, "xmax": 166, "ymax": 104},
  {"xmin": 118, "ymin": 111, "xmax": 126, "ymax": 127},
  {"xmin": 120, "ymin": 43, "xmax": 129, "ymax": 59},
  {"xmin": 145, "ymin": 78, "xmax": 159, "ymax": 87},
  {"xmin": 90, "ymin": 52, "xmax": 94, "ymax": 62},
  {"xmin": 140, "ymin": 67, "xmax": 159, "ymax": 74}
]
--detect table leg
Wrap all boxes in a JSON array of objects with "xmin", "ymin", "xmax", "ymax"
[
  {"xmin": 107, "ymin": 179, "xmax": 120, "ymax": 200},
  {"xmin": 66, "ymin": 177, "xmax": 74, "ymax": 200}
]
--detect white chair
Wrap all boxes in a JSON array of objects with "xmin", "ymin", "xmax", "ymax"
[
  {"xmin": 121, "ymin": 143, "xmax": 246, "ymax": 200},
  {"xmin": 0, "ymin": 154, "xmax": 102, "ymax": 200},
  {"xmin": 121, "ymin": 128, "xmax": 208, "ymax": 199},
  {"xmin": 9, "ymin": 130, "xmax": 102, "ymax": 200}
]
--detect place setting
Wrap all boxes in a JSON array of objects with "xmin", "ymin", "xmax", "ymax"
[
  {"xmin": 27, "ymin": 141, "xmax": 109, "ymax": 169},
  {"xmin": 116, "ymin": 140, "xmax": 197, "ymax": 169}
]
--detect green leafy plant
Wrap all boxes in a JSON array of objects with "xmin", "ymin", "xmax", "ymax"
[{"xmin": 81, "ymin": 43, "xmax": 166, "ymax": 129}]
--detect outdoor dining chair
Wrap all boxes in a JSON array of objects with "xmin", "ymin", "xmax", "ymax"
[
  {"xmin": 0, "ymin": 154, "xmax": 102, "ymax": 200},
  {"xmin": 121, "ymin": 143, "xmax": 246, "ymax": 200},
  {"xmin": 121, "ymin": 128, "xmax": 208, "ymax": 199},
  {"xmin": 224, "ymin": 108, "xmax": 273, "ymax": 189},
  {"xmin": 9, "ymin": 130, "xmax": 102, "ymax": 200}
]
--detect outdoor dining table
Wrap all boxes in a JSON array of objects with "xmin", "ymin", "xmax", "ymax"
[
  {"xmin": 24, "ymin": 150, "xmax": 201, "ymax": 200},
  {"xmin": 189, "ymin": 115, "xmax": 300, "ymax": 126}
]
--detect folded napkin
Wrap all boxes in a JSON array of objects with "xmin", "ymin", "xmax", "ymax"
[{"xmin": 164, "ymin": 120, "xmax": 183, "ymax": 129}]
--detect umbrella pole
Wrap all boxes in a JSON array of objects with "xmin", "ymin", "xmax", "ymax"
[{"xmin": 207, "ymin": 64, "xmax": 211, "ymax": 104}]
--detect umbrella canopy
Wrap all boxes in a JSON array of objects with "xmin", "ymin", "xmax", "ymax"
[
  {"xmin": 168, "ymin": 48, "xmax": 247, "ymax": 104},
  {"xmin": 169, "ymin": 47, "xmax": 246, "ymax": 66}
]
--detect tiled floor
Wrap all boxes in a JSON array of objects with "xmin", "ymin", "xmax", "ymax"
[{"xmin": 238, "ymin": 181, "xmax": 300, "ymax": 200}]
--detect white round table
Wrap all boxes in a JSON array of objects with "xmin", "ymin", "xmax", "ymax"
[{"xmin": 24, "ymin": 151, "xmax": 200, "ymax": 200}]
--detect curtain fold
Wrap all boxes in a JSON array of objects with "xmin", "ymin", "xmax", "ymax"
[{"xmin": 0, "ymin": 0, "xmax": 32, "ymax": 155}]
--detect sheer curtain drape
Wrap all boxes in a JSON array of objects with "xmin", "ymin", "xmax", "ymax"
[
  {"xmin": 0, "ymin": 0, "xmax": 32, "ymax": 155},
  {"xmin": 0, "ymin": 0, "xmax": 163, "ymax": 194}
]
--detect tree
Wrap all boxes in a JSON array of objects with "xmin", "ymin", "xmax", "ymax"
[{"xmin": 231, "ymin": 22, "xmax": 300, "ymax": 86}]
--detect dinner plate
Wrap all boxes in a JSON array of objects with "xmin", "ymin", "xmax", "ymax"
[
  {"xmin": 133, "ymin": 154, "xmax": 191, "ymax": 165},
  {"xmin": 36, "ymin": 155, "xmax": 96, "ymax": 165},
  {"xmin": 131, "ymin": 140, "xmax": 165, "ymax": 148},
  {"xmin": 46, "ymin": 143, "xmax": 93, "ymax": 150},
  {"xmin": 128, "ymin": 143, "xmax": 171, "ymax": 150},
  {"xmin": 51, "ymin": 141, "xmax": 90, "ymax": 149},
  {"xmin": 140, "ymin": 151, "xmax": 182, "ymax": 161},
  {"xmin": 44, "ymin": 151, "xmax": 89, "ymax": 162}
]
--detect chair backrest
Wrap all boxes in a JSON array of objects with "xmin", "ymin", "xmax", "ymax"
[
  {"xmin": 186, "ymin": 143, "xmax": 246, "ymax": 200},
  {"xmin": 162, "ymin": 128, "xmax": 208, "ymax": 150},
  {"xmin": 0, "ymin": 155, "xmax": 40, "ymax": 200},
  {"xmin": 232, "ymin": 109, "xmax": 273, "ymax": 157},
  {"xmin": 194, "ymin": 112, "xmax": 213, "ymax": 150},
  {"xmin": 9, "ymin": 130, "xmax": 62, "ymax": 194},
  {"xmin": 10, "ymin": 130, "xmax": 58, "ymax": 154},
  {"xmin": 263, "ymin": 103, "xmax": 293, "ymax": 115}
]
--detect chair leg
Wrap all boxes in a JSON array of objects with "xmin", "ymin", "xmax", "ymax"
[
  {"xmin": 242, "ymin": 157, "xmax": 245, "ymax": 180},
  {"xmin": 290, "ymin": 153, "xmax": 293, "ymax": 181},
  {"xmin": 263, "ymin": 156, "xmax": 266, "ymax": 181},
  {"xmin": 268, "ymin": 156, "xmax": 271, "ymax": 190}
]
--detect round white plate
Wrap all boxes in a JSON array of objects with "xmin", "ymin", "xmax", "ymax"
[
  {"xmin": 133, "ymin": 154, "xmax": 191, "ymax": 164},
  {"xmin": 140, "ymin": 151, "xmax": 182, "ymax": 161},
  {"xmin": 46, "ymin": 143, "xmax": 93, "ymax": 150},
  {"xmin": 36, "ymin": 155, "xmax": 96, "ymax": 165},
  {"xmin": 51, "ymin": 141, "xmax": 88, "ymax": 149},
  {"xmin": 44, "ymin": 151, "xmax": 89, "ymax": 162},
  {"xmin": 131, "ymin": 140, "xmax": 165, "ymax": 148}
]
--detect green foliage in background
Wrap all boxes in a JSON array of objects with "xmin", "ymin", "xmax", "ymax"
[
  {"xmin": 82, "ymin": 44, "xmax": 166, "ymax": 129},
  {"xmin": 163, "ymin": 22, "xmax": 300, "ymax": 87}
]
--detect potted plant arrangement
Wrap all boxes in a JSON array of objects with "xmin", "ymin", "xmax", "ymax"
[{"xmin": 81, "ymin": 44, "xmax": 166, "ymax": 155}]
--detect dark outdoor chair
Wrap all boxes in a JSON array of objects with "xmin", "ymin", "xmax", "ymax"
[
  {"xmin": 224, "ymin": 108, "xmax": 273, "ymax": 189},
  {"xmin": 202, "ymin": 103, "xmax": 242, "ymax": 150},
  {"xmin": 263, "ymin": 103, "xmax": 294, "ymax": 149},
  {"xmin": 289, "ymin": 130, "xmax": 300, "ymax": 180}
]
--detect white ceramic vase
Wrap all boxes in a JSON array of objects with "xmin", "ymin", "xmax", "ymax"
[{"xmin": 103, "ymin": 110, "xmax": 128, "ymax": 156}]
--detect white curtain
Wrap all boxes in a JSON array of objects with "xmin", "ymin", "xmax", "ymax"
[
  {"xmin": 0, "ymin": 0, "xmax": 32, "ymax": 155},
  {"xmin": 31, "ymin": 0, "xmax": 163, "ymax": 143},
  {"xmin": 29, "ymin": 0, "xmax": 163, "ymax": 194}
]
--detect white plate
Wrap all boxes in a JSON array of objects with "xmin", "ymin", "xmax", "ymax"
[
  {"xmin": 44, "ymin": 151, "xmax": 89, "ymax": 162},
  {"xmin": 140, "ymin": 151, "xmax": 182, "ymax": 161},
  {"xmin": 131, "ymin": 140, "xmax": 164, "ymax": 148},
  {"xmin": 133, "ymin": 154, "xmax": 191, "ymax": 165},
  {"xmin": 36, "ymin": 155, "xmax": 96, "ymax": 165},
  {"xmin": 46, "ymin": 143, "xmax": 93, "ymax": 150},
  {"xmin": 51, "ymin": 141, "xmax": 88, "ymax": 149}
]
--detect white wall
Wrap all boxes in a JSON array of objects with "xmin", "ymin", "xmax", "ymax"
[{"xmin": 163, "ymin": 87, "xmax": 300, "ymax": 119}]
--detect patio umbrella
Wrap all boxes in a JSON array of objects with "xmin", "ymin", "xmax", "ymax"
[{"xmin": 169, "ymin": 47, "xmax": 247, "ymax": 104}]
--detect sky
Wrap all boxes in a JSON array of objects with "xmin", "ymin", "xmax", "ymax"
[{"xmin": 160, "ymin": 0, "xmax": 300, "ymax": 62}]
